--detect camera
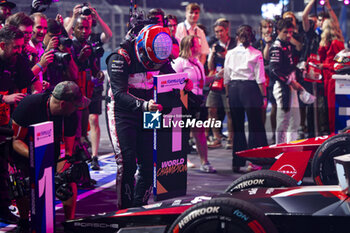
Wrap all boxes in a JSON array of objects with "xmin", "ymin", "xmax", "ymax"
[
  {"xmin": 52, "ymin": 50, "xmax": 71, "ymax": 65},
  {"xmin": 0, "ymin": 126, "xmax": 13, "ymax": 145},
  {"xmin": 8, "ymin": 168, "xmax": 30, "ymax": 199},
  {"xmin": 214, "ymin": 43, "xmax": 225, "ymax": 53},
  {"xmin": 80, "ymin": 3, "xmax": 91, "ymax": 16},
  {"xmin": 55, "ymin": 143, "xmax": 94, "ymax": 201},
  {"xmin": 31, "ymin": 0, "xmax": 60, "ymax": 14},
  {"xmin": 90, "ymin": 41, "xmax": 104, "ymax": 57},
  {"xmin": 58, "ymin": 35, "xmax": 72, "ymax": 47}
]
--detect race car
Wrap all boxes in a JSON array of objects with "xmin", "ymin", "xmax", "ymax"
[
  {"xmin": 63, "ymin": 154, "xmax": 350, "ymax": 233},
  {"xmin": 236, "ymin": 130, "xmax": 350, "ymax": 185}
]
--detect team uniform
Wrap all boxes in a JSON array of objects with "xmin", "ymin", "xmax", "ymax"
[
  {"xmin": 106, "ymin": 25, "xmax": 174, "ymax": 209},
  {"xmin": 269, "ymin": 38, "xmax": 300, "ymax": 143}
]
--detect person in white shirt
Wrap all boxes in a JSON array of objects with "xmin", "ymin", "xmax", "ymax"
[
  {"xmin": 172, "ymin": 35, "xmax": 216, "ymax": 173},
  {"xmin": 175, "ymin": 3, "xmax": 209, "ymax": 65},
  {"xmin": 224, "ymin": 25, "xmax": 268, "ymax": 173}
]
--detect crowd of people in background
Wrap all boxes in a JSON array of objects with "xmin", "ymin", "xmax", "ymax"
[
  {"xmin": 0, "ymin": 0, "xmax": 349, "ymax": 230},
  {"xmin": 163, "ymin": 0, "xmax": 346, "ymax": 173},
  {"xmin": 153, "ymin": 0, "xmax": 346, "ymax": 173}
]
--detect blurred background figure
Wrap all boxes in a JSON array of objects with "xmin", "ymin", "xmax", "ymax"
[
  {"xmin": 0, "ymin": 0, "xmax": 15, "ymax": 29},
  {"xmin": 206, "ymin": 18, "xmax": 235, "ymax": 149},
  {"xmin": 318, "ymin": 18, "xmax": 344, "ymax": 133},
  {"xmin": 147, "ymin": 8, "xmax": 179, "ymax": 59},
  {"xmin": 176, "ymin": 2, "xmax": 209, "ymax": 65},
  {"xmin": 172, "ymin": 35, "xmax": 216, "ymax": 173}
]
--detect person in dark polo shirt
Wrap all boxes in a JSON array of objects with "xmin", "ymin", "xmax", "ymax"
[{"xmin": 11, "ymin": 81, "xmax": 90, "ymax": 231}]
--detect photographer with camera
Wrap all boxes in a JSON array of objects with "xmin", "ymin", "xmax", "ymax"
[
  {"xmin": 65, "ymin": 3, "xmax": 112, "ymax": 43},
  {"xmin": 0, "ymin": 24, "xmax": 42, "ymax": 113},
  {"xmin": 42, "ymin": 18, "xmax": 78, "ymax": 89},
  {"xmin": 73, "ymin": 4, "xmax": 112, "ymax": 170},
  {"xmin": 0, "ymin": 24, "xmax": 29, "ymax": 225},
  {"xmin": 64, "ymin": 4, "xmax": 110, "ymax": 170},
  {"xmin": 11, "ymin": 81, "xmax": 90, "ymax": 231},
  {"xmin": 6, "ymin": 12, "xmax": 53, "ymax": 91},
  {"xmin": 70, "ymin": 15, "xmax": 103, "ymax": 168},
  {"xmin": 0, "ymin": 24, "xmax": 44, "ymax": 223}
]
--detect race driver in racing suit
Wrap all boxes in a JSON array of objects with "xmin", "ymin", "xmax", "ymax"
[
  {"xmin": 106, "ymin": 24, "xmax": 189, "ymax": 209},
  {"xmin": 269, "ymin": 19, "xmax": 303, "ymax": 144}
]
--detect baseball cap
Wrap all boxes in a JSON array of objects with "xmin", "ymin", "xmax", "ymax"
[
  {"xmin": 0, "ymin": 0, "xmax": 16, "ymax": 9},
  {"xmin": 52, "ymin": 81, "xmax": 90, "ymax": 109}
]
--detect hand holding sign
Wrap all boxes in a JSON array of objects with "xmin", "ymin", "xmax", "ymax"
[
  {"xmin": 148, "ymin": 99, "xmax": 163, "ymax": 112},
  {"xmin": 184, "ymin": 78, "xmax": 193, "ymax": 92}
]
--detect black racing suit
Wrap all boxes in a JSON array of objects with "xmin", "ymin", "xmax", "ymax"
[
  {"xmin": 105, "ymin": 44, "xmax": 174, "ymax": 209},
  {"xmin": 269, "ymin": 38, "xmax": 299, "ymax": 143},
  {"xmin": 269, "ymin": 38, "xmax": 295, "ymax": 111}
]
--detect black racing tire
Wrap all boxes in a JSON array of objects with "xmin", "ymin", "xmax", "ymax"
[
  {"xmin": 225, "ymin": 170, "xmax": 298, "ymax": 193},
  {"xmin": 167, "ymin": 198, "xmax": 277, "ymax": 233},
  {"xmin": 312, "ymin": 133, "xmax": 350, "ymax": 185}
]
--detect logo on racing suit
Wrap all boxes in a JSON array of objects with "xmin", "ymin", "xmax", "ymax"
[{"xmin": 143, "ymin": 110, "xmax": 162, "ymax": 129}]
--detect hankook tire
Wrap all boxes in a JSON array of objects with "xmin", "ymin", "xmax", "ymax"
[
  {"xmin": 225, "ymin": 170, "xmax": 298, "ymax": 193},
  {"xmin": 167, "ymin": 198, "xmax": 277, "ymax": 233}
]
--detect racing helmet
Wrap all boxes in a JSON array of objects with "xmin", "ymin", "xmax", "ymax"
[
  {"xmin": 135, "ymin": 24, "xmax": 173, "ymax": 70},
  {"xmin": 334, "ymin": 48, "xmax": 350, "ymax": 74}
]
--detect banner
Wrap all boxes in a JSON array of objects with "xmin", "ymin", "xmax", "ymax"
[
  {"xmin": 29, "ymin": 121, "xmax": 55, "ymax": 233},
  {"xmin": 151, "ymin": 73, "xmax": 189, "ymax": 201},
  {"xmin": 333, "ymin": 75, "xmax": 350, "ymax": 132}
]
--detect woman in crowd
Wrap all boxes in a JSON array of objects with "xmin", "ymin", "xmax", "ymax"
[
  {"xmin": 172, "ymin": 35, "xmax": 216, "ymax": 173},
  {"xmin": 224, "ymin": 25, "xmax": 268, "ymax": 172},
  {"xmin": 318, "ymin": 18, "xmax": 344, "ymax": 133}
]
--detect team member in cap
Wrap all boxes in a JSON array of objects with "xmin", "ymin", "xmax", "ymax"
[
  {"xmin": 11, "ymin": 81, "xmax": 89, "ymax": 231},
  {"xmin": 0, "ymin": 0, "xmax": 16, "ymax": 29}
]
